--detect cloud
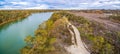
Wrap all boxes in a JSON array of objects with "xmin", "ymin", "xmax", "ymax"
[
  {"xmin": 75, "ymin": 0, "xmax": 120, "ymax": 9},
  {"xmin": 24, "ymin": 4, "xmax": 49, "ymax": 9},
  {"xmin": 0, "ymin": 0, "xmax": 120, "ymax": 9},
  {"xmin": 10, "ymin": 2, "xmax": 29, "ymax": 5}
]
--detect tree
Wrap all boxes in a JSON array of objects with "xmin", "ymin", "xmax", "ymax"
[{"xmin": 21, "ymin": 19, "xmax": 56, "ymax": 54}]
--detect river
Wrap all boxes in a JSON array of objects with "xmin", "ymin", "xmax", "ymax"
[{"xmin": 0, "ymin": 12, "xmax": 53, "ymax": 54}]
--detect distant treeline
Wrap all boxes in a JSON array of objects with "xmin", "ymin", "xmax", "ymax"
[{"xmin": 69, "ymin": 10, "xmax": 120, "ymax": 14}]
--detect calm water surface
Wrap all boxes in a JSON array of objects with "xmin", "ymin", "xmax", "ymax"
[{"xmin": 0, "ymin": 12, "xmax": 53, "ymax": 54}]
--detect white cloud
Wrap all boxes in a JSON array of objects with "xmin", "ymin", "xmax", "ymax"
[
  {"xmin": 80, "ymin": 3, "xmax": 89, "ymax": 5},
  {"xmin": 112, "ymin": 5, "xmax": 120, "ymax": 8},
  {"xmin": 104, "ymin": 1, "xmax": 120, "ymax": 5},
  {"xmin": 24, "ymin": 4, "xmax": 49, "ymax": 9},
  {"xmin": 0, "ymin": 4, "xmax": 49, "ymax": 10},
  {"xmin": 0, "ymin": 0, "xmax": 120, "ymax": 9},
  {"xmin": 10, "ymin": 2, "xmax": 29, "ymax": 5},
  {"xmin": 76, "ymin": 0, "xmax": 120, "ymax": 9}
]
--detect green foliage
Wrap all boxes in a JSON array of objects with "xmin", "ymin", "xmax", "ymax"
[
  {"xmin": 21, "ymin": 35, "xmax": 56, "ymax": 54},
  {"xmin": 49, "ymin": 38, "xmax": 56, "ymax": 44},
  {"xmin": 0, "ymin": 10, "xmax": 31, "ymax": 26},
  {"xmin": 21, "ymin": 19, "xmax": 56, "ymax": 54},
  {"xmin": 78, "ymin": 22, "xmax": 114, "ymax": 54},
  {"xmin": 92, "ymin": 36, "xmax": 114, "ymax": 54},
  {"xmin": 109, "ymin": 14, "xmax": 120, "ymax": 23},
  {"xmin": 24, "ymin": 35, "xmax": 33, "ymax": 44},
  {"xmin": 117, "ymin": 32, "xmax": 120, "ymax": 38},
  {"xmin": 45, "ymin": 20, "xmax": 54, "ymax": 31},
  {"xmin": 50, "ymin": 13, "xmax": 62, "ymax": 22}
]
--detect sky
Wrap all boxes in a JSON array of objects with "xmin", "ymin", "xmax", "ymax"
[{"xmin": 0, "ymin": 0, "xmax": 120, "ymax": 9}]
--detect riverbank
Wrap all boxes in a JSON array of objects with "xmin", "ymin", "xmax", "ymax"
[
  {"xmin": 0, "ymin": 10, "xmax": 31, "ymax": 26},
  {"xmin": 0, "ymin": 14, "xmax": 30, "ymax": 26},
  {"xmin": 0, "ymin": 10, "xmax": 58, "ymax": 26}
]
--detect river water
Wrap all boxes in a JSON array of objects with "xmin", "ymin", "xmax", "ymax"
[{"xmin": 0, "ymin": 12, "xmax": 53, "ymax": 54}]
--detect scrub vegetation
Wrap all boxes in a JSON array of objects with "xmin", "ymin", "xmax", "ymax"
[
  {"xmin": 21, "ymin": 11, "xmax": 120, "ymax": 54},
  {"xmin": 109, "ymin": 14, "xmax": 120, "ymax": 23},
  {"xmin": 52, "ymin": 11, "xmax": 115, "ymax": 54}
]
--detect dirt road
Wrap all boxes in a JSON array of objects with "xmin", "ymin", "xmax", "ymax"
[
  {"xmin": 65, "ymin": 18, "xmax": 90, "ymax": 54},
  {"xmin": 69, "ymin": 12, "xmax": 120, "ymax": 31}
]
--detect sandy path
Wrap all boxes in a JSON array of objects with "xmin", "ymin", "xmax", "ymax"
[{"xmin": 65, "ymin": 19, "xmax": 90, "ymax": 54}]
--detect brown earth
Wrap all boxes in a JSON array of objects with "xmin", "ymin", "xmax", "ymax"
[{"xmin": 68, "ymin": 11, "xmax": 120, "ymax": 32}]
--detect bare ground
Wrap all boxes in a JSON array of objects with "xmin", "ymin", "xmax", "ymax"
[
  {"xmin": 68, "ymin": 11, "xmax": 120, "ymax": 32},
  {"xmin": 65, "ymin": 19, "xmax": 90, "ymax": 54}
]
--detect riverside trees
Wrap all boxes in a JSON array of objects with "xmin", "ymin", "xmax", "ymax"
[
  {"xmin": 21, "ymin": 18, "xmax": 56, "ymax": 54},
  {"xmin": 0, "ymin": 10, "xmax": 31, "ymax": 26},
  {"xmin": 0, "ymin": 10, "xmax": 57, "ymax": 26}
]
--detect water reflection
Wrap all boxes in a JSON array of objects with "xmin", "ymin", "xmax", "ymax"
[{"xmin": 0, "ymin": 18, "xmax": 26, "ymax": 32}]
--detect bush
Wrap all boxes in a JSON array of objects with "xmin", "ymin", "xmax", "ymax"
[{"xmin": 109, "ymin": 14, "xmax": 120, "ymax": 23}]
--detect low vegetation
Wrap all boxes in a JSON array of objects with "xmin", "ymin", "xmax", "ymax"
[
  {"xmin": 21, "ymin": 11, "xmax": 120, "ymax": 54},
  {"xmin": 109, "ymin": 14, "xmax": 120, "ymax": 23},
  {"xmin": 51, "ymin": 11, "xmax": 118, "ymax": 54}
]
